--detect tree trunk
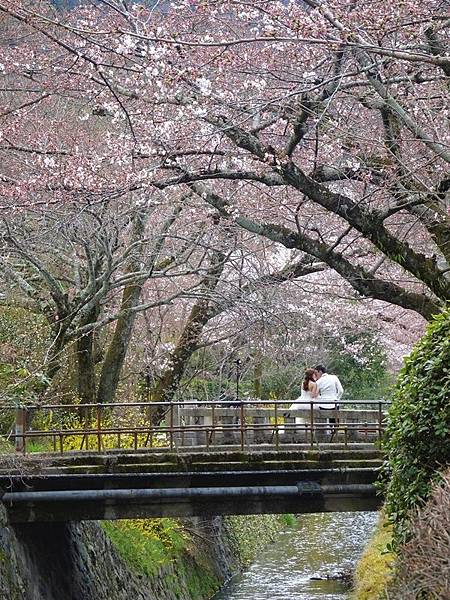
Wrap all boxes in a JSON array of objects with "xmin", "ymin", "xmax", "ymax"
[
  {"xmin": 96, "ymin": 283, "xmax": 142, "ymax": 404},
  {"xmin": 96, "ymin": 204, "xmax": 180, "ymax": 404},
  {"xmin": 150, "ymin": 250, "xmax": 225, "ymax": 424},
  {"xmin": 45, "ymin": 323, "xmax": 69, "ymax": 382},
  {"xmin": 253, "ymin": 356, "xmax": 263, "ymax": 399},
  {"xmin": 76, "ymin": 306, "xmax": 100, "ymax": 408}
]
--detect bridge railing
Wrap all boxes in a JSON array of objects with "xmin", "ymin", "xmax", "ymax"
[{"xmin": 0, "ymin": 399, "xmax": 390, "ymax": 454}]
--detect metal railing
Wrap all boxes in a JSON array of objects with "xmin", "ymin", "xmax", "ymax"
[{"xmin": 0, "ymin": 399, "xmax": 390, "ymax": 454}]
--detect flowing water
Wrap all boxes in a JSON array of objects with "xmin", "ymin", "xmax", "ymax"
[{"xmin": 214, "ymin": 512, "xmax": 378, "ymax": 600}]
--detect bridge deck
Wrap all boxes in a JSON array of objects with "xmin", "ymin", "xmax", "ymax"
[{"xmin": 0, "ymin": 446, "xmax": 383, "ymax": 522}]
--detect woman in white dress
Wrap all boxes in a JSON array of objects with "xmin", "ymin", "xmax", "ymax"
[{"xmin": 289, "ymin": 368, "xmax": 318, "ymax": 421}]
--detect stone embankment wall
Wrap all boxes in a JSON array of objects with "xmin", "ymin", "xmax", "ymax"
[{"xmin": 0, "ymin": 504, "xmax": 283, "ymax": 600}]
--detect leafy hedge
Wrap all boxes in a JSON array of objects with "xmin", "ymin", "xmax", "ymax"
[{"xmin": 382, "ymin": 305, "xmax": 450, "ymax": 546}]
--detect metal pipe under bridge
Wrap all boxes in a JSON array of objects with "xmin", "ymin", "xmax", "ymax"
[{"xmin": 0, "ymin": 400, "xmax": 387, "ymax": 522}]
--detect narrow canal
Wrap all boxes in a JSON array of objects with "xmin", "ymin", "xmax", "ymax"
[{"xmin": 214, "ymin": 512, "xmax": 377, "ymax": 600}]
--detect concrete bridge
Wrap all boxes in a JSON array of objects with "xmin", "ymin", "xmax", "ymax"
[
  {"xmin": 0, "ymin": 400, "xmax": 387, "ymax": 522},
  {"xmin": 0, "ymin": 446, "xmax": 383, "ymax": 522}
]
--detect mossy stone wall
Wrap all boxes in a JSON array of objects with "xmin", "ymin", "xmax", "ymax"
[{"xmin": 0, "ymin": 503, "xmax": 285, "ymax": 600}]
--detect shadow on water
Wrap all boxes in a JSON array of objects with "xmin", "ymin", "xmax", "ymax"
[{"xmin": 213, "ymin": 512, "xmax": 378, "ymax": 600}]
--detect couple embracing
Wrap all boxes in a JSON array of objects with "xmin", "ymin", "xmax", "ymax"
[{"xmin": 291, "ymin": 364, "xmax": 344, "ymax": 411}]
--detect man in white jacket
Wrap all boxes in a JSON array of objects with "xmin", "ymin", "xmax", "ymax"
[
  {"xmin": 314, "ymin": 364, "xmax": 343, "ymax": 437},
  {"xmin": 314, "ymin": 364, "xmax": 344, "ymax": 409}
]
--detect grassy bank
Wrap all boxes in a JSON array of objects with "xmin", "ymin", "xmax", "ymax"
[
  {"xmin": 352, "ymin": 518, "xmax": 394, "ymax": 600},
  {"xmin": 103, "ymin": 517, "xmax": 222, "ymax": 598},
  {"xmin": 101, "ymin": 519, "xmax": 188, "ymax": 578}
]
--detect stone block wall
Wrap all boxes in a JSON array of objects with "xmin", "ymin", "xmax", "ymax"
[{"xmin": 0, "ymin": 503, "xmax": 283, "ymax": 600}]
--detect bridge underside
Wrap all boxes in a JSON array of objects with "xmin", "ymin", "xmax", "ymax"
[{"xmin": 0, "ymin": 446, "xmax": 383, "ymax": 522}]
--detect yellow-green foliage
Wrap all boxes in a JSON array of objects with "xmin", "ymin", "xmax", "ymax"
[
  {"xmin": 0, "ymin": 307, "xmax": 49, "ymax": 406},
  {"xmin": 102, "ymin": 518, "xmax": 222, "ymax": 598},
  {"xmin": 0, "ymin": 437, "xmax": 14, "ymax": 453},
  {"xmin": 101, "ymin": 518, "xmax": 187, "ymax": 577},
  {"xmin": 26, "ymin": 409, "xmax": 167, "ymax": 453},
  {"xmin": 352, "ymin": 518, "xmax": 395, "ymax": 600}
]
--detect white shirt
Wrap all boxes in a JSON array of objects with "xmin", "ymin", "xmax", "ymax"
[{"xmin": 316, "ymin": 374, "xmax": 343, "ymax": 409}]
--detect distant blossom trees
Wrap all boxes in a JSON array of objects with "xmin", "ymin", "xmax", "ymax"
[{"xmin": 0, "ymin": 0, "xmax": 448, "ymax": 402}]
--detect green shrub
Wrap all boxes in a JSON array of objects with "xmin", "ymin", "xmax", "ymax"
[
  {"xmin": 328, "ymin": 330, "xmax": 391, "ymax": 400},
  {"xmin": 278, "ymin": 513, "xmax": 297, "ymax": 528},
  {"xmin": 0, "ymin": 308, "xmax": 50, "ymax": 426},
  {"xmin": 381, "ymin": 305, "xmax": 450, "ymax": 546}
]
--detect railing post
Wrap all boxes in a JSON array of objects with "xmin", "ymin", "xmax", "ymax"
[
  {"xmin": 169, "ymin": 402, "xmax": 174, "ymax": 450},
  {"xmin": 211, "ymin": 402, "xmax": 216, "ymax": 446},
  {"xmin": 378, "ymin": 401, "xmax": 383, "ymax": 443},
  {"xmin": 240, "ymin": 401, "xmax": 245, "ymax": 451},
  {"xmin": 331, "ymin": 404, "xmax": 339, "ymax": 443},
  {"xmin": 310, "ymin": 401, "xmax": 315, "ymax": 449},
  {"xmin": 15, "ymin": 407, "xmax": 27, "ymax": 453},
  {"xmin": 274, "ymin": 402, "xmax": 279, "ymax": 450},
  {"xmin": 96, "ymin": 404, "xmax": 102, "ymax": 453}
]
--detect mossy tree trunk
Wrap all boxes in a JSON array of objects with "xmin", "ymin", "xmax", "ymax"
[
  {"xmin": 96, "ymin": 284, "xmax": 143, "ymax": 404},
  {"xmin": 76, "ymin": 304, "xmax": 100, "ymax": 408},
  {"xmin": 150, "ymin": 250, "xmax": 226, "ymax": 424}
]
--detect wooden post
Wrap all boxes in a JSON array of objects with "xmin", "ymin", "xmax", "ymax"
[
  {"xmin": 96, "ymin": 404, "xmax": 102, "ymax": 452},
  {"xmin": 15, "ymin": 407, "xmax": 27, "ymax": 453},
  {"xmin": 378, "ymin": 401, "xmax": 383, "ymax": 443},
  {"xmin": 274, "ymin": 403, "xmax": 279, "ymax": 450}
]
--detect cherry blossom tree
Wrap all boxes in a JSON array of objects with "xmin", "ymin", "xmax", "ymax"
[
  {"xmin": 1, "ymin": 0, "xmax": 448, "ymax": 406},
  {"xmin": 0, "ymin": 194, "xmax": 197, "ymax": 400}
]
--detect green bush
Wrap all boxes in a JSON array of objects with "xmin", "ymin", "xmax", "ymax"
[
  {"xmin": 381, "ymin": 305, "xmax": 450, "ymax": 546},
  {"xmin": 0, "ymin": 307, "xmax": 50, "ymax": 415},
  {"xmin": 178, "ymin": 376, "xmax": 233, "ymax": 401},
  {"xmin": 327, "ymin": 330, "xmax": 391, "ymax": 400}
]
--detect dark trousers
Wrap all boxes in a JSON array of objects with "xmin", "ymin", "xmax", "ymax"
[{"xmin": 319, "ymin": 406, "xmax": 339, "ymax": 437}]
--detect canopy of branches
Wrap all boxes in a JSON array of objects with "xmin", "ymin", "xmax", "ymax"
[{"xmin": 0, "ymin": 0, "xmax": 447, "ymax": 403}]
